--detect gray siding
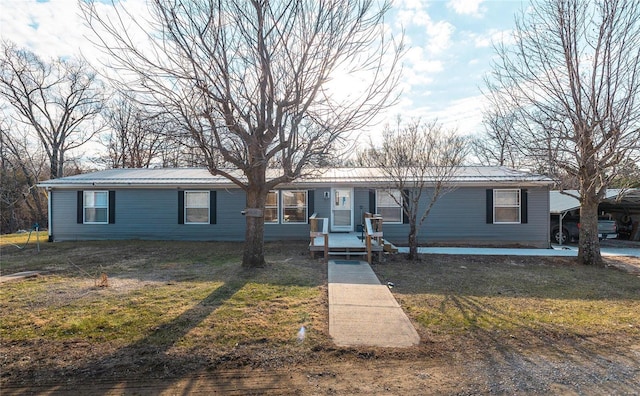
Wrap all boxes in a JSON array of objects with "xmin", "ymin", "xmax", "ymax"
[
  {"xmin": 311, "ymin": 188, "xmax": 331, "ymax": 219},
  {"xmin": 381, "ymin": 186, "xmax": 549, "ymax": 247},
  {"xmin": 52, "ymin": 189, "xmax": 247, "ymax": 241},
  {"xmin": 50, "ymin": 185, "xmax": 549, "ymax": 247}
]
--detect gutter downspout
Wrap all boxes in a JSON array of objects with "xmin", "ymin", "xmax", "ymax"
[{"xmin": 47, "ymin": 188, "xmax": 53, "ymax": 242}]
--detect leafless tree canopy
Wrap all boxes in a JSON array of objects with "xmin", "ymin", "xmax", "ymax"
[
  {"xmin": 362, "ymin": 119, "xmax": 468, "ymax": 259},
  {"xmin": 485, "ymin": 0, "xmax": 640, "ymax": 265},
  {"xmin": 98, "ymin": 94, "xmax": 175, "ymax": 169},
  {"xmin": 82, "ymin": 0, "xmax": 403, "ymax": 267},
  {"xmin": 0, "ymin": 121, "xmax": 48, "ymax": 232},
  {"xmin": 472, "ymin": 106, "xmax": 522, "ymax": 168},
  {"xmin": 0, "ymin": 41, "xmax": 106, "ymax": 179}
]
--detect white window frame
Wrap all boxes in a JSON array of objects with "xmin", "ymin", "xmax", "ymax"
[
  {"xmin": 264, "ymin": 190, "xmax": 279, "ymax": 224},
  {"xmin": 84, "ymin": 190, "xmax": 109, "ymax": 224},
  {"xmin": 281, "ymin": 190, "xmax": 308, "ymax": 224},
  {"xmin": 493, "ymin": 189, "xmax": 521, "ymax": 224},
  {"xmin": 376, "ymin": 189, "xmax": 403, "ymax": 224},
  {"xmin": 184, "ymin": 190, "xmax": 210, "ymax": 224}
]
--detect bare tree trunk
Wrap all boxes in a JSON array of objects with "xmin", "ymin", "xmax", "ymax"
[
  {"xmin": 50, "ymin": 147, "xmax": 59, "ymax": 179},
  {"xmin": 408, "ymin": 221, "xmax": 418, "ymax": 260},
  {"xmin": 578, "ymin": 197, "xmax": 603, "ymax": 267},
  {"xmin": 242, "ymin": 185, "xmax": 267, "ymax": 268}
]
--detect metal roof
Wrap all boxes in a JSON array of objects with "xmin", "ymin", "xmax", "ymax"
[
  {"xmin": 38, "ymin": 166, "xmax": 554, "ymax": 189},
  {"xmin": 550, "ymin": 189, "xmax": 640, "ymax": 214}
]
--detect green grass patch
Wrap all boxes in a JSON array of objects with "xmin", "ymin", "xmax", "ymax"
[
  {"xmin": 0, "ymin": 231, "xmax": 48, "ymax": 248},
  {"xmin": 0, "ymin": 238, "xmax": 326, "ymax": 354}
]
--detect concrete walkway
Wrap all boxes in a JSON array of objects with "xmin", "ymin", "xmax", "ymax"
[
  {"xmin": 328, "ymin": 260, "xmax": 420, "ymax": 348},
  {"xmin": 396, "ymin": 245, "xmax": 640, "ymax": 258}
]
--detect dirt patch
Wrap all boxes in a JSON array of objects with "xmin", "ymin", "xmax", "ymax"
[{"xmin": 606, "ymin": 256, "xmax": 640, "ymax": 275}]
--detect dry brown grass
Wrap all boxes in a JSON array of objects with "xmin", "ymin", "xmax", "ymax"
[{"xmin": 1, "ymin": 238, "xmax": 639, "ymax": 394}]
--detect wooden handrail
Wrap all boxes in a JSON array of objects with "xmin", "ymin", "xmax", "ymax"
[
  {"xmin": 310, "ymin": 214, "xmax": 383, "ymax": 264},
  {"xmin": 309, "ymin": 213, "xmax": 329, "ymax": 262},
  {"xmin": 365, "ymin": 218, "xmax": 373, "ymax": 264},
  {"xmin": 364, "ymin": 216, "xmax": 384, "ymax": 264}
]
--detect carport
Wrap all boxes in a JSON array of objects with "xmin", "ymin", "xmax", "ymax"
[{"xmin": 550, "ymin": 189, "xmax": 640, "ymax": 242}]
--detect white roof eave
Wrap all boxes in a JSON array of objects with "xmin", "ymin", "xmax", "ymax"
[{"xmin": 37, "ymin": 166, "xmax": 555, "ymax": 190}]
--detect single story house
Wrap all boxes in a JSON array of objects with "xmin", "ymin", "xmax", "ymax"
[{"xmin": 38, "ymin": 166, "xmax": 554, "ymax": 247}]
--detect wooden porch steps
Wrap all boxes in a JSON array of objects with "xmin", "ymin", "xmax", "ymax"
[
  {"xmin": 383, "ymin": 240, "xmax": 398, "ymax": 253},
  {"xmin": 309, "ymin": 213, "xmax": 396, "ymax": 263}
]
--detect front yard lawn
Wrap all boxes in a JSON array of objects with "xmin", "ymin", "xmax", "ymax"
[{"xmin": 1, "ymin": 235, "xmax": 639, "ymax": 394}]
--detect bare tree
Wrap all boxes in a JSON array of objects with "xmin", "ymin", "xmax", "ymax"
[
  {"xmin": 0, "ymin": 41, "xmax": 106, "ymax": 179},
  {"xmin": 82, "ymin": 0, "xmax": 403, "ymax": 267},
  {"xmin": 610, "ymin": 160, "xmax": 640, "ymax": 188},
  {"xmin": 363, "ymin": 120, "xmax": 468, "ymax": 260},
  {"xmin": 486, "ymin": 0, "xmax": 640, "ymax": 266},
  {"xmin": 472, "ymin": 108, "xmax": 521, "ymax": 167},
  {"xmin": 99, "ymin": 94, "xmax": 169, "ymax": 168},
  {"xmin": 0, "ymin": 121, "xmax": 48, "ymax": 232}
]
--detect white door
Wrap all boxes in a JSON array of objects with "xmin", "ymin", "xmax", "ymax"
[{"xmin": 331, "ymin": 188, "xmax": 353, "ymax": 231}]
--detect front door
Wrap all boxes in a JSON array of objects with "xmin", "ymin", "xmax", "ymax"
[{"xmin": 331, "ymin": 188, "xmax": 353, "ymax": 232}]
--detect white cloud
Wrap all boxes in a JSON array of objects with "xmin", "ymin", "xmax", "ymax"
[
  {"xmin": 395, "ymin": 8, "xmax": 430, "ymax": 30},
  {"xmin": 405, "ymin": 47, "xmax": 444, "ymax": 74},
  {"xmin": 2, "ymin": 0, "xmax": 495, "ymax": 150},
  {"xmin": 0, "ymin": 0, "xmax": 152, "ymax": 64},
  {"xmin": 432, "ymin": 94, "xmax": 488, "ymax": 134},
  {"xmin": 1, "ymin": 0, "xmax": 90, "ymax": 60},
  {"xmin": 447, "ymin": 0, "xmax": 487, "ymax": 17},
  {"xmin": 426, "ymin": 20, "xmax": 455, "ymax": 54},
  {"xmin": 469, "ymin": 28, "xmax": 513, "ymax": 48},
  {"xmin": 393, "ymin": 0, "xmax": 454, "ymax": 55}
]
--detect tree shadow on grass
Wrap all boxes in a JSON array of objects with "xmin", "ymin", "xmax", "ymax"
[
  {"xmin": 1, "ymin": 241, "xmax": 327, "ymax": 394},
  {"xmin": 5, "ymin": 271, "xmax": 309, "ymax": 394},
  {"xmin": 435, "ymin": 293, "xmax": 640, "ymax": 394},
  {"xmin": 371, "ymin": 255, "xmax": 640, "ymax": 393}
]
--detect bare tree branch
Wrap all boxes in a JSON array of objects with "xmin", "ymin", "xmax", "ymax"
[
  {"xmin": 485, "ymin": 0, "xmax": 640, "ymax": 266},
  {"xmin": 0, "ymin": 41, "xmax": 106, "ymax": 178},
  {"xmin": 81, "ymin": 0, "xmax": 403, "ymax": 267},
  {"xmin": 361, "ymin": 119, "xmax": 469, "ymax": 259}
]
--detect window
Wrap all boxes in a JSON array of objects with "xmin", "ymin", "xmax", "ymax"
[
  {"xmin": 494, "ymin": 189, "xmax": 520, "ymax": 223},
  {"xmin": 376, "ymin": 189, "xmax": 403, "ymax": 223},
  {"xmin": 84, "ymin": 191, "xmax": 109, "ymax": 224},
  {"xmin": 184, "ymin": 191, "xmax": 209, "ymax": 224},
  {"xmin": 282, "ymin": 190, "xmax": 307, "ymax": 223},
  {"xmin": 264, "ymin": 191, "xmax": 279, "ymax": 223}
]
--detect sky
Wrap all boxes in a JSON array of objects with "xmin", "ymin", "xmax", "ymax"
[{"xmin": 0, "ymin": 0, "xmax": 527, "ymax": 140}]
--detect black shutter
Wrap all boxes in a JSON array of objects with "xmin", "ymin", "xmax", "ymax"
[
  {"xmin": 369, "ymin": 190, "xmax": 376, "ymax": 214},
  {"xmin": 77, "ymin": 191, "xmax": 83, "ymax": 224},
  {"xmin": 210, "ymin": 191, "xmax": 217, "ymax": 224},
  {"xmin": 178, "ymin": 191, "xmax": 185, "ymax": 224},
  {"xmin": 402, "ymin": 189, "xmax": 410, "ymax": 224},
  {"xmin": 307, "ymin": 190, "xmax": 314, "ymax": 217},
  {"xmin": 486, "ymin": 189, "xmax": 494, "ymax": 224},
  {"xmin": 108, "ymin": 191, "xmax": 116, "ymax": 224},
  {"xmin": 521, "ymin": 189, "xmax": 528, "ymax": 224}
]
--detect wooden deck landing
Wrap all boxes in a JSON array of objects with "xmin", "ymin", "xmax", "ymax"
[
  {"xmin": 309, "ymin": 232, "xmax": 395, "ymax": 262},
  {"xmin": 309, "ymin": 232, "xmax": 384, "ymax": 252},
  {"xmin": 308, "ymin": 214, "xmax": 397, "ymax": 263}
]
